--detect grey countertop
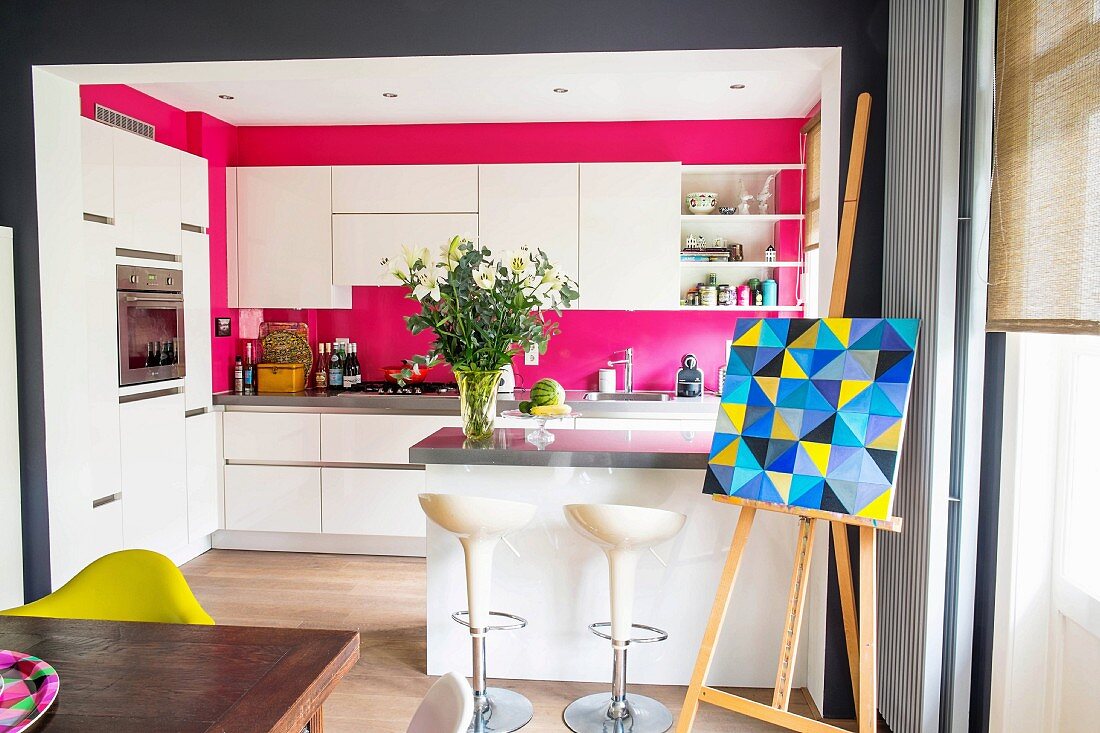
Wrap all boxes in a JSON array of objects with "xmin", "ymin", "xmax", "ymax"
[
  {"xmin": 409, "ymin": 427, "xmax": 712, "ymax": 469},
  {"xmin": 213, "ymin": 388, "xmax": 721, "ymax": 417}
]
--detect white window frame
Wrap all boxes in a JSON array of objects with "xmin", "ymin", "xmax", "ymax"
[{"xmin": 990, "ymin": 332, "xmax": 1100, "ymax": 733}]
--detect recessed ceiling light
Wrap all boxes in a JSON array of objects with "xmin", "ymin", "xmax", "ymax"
[
  {"xmin": 382, "ymin": 92, "xmax": 398, "ymax": 98},
  {"xmin": 217, "ymin": 94, "xmax": 235, "ymax": 100},
  {"xmin": 729, "ymin": 84, "xmax": 746, "ymax": 90},
  {"xmin": 553, "ymin": 88, "xmax": 569, "ymax": 94}
]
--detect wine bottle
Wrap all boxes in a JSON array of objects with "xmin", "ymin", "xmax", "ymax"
[
  {"xmin": 233, "ymin": 356, "xmax": 244, "ymax": 395},
  {"xmin": 315, "ymin": 343, "xmax": 329, "ymax": 389},
  {"xmin": 344, "ymin": 343, "xmax": 360, "ymax": 390},
  {"xmin": 161, "ymin": 340, "xmax": 174, "ymax": 366},
  {"xmin": 243, "ymin": 342, "xmax": 255, "ymax": 396},
  {"xmin": 328, "ymin": 342, "xmax": 344, "ymax": 389},
  {"xmin": 146, "ymin": 342, "xmax": 158, "ymax": 368}
]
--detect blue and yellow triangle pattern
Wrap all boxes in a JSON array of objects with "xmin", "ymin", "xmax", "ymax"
[{"xmin": 704, "ymin": 318, "xmax": 919, "ymax": 521}]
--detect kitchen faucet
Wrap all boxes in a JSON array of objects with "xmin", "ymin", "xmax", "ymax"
[{"xmin": 608, "ymin": 348, "xmax": 634, "ymax": 393}]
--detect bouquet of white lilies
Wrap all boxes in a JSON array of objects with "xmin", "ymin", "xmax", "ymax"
[{"xmin": 382, "ymin": 236, "xmax": 579, "ymax": 376}]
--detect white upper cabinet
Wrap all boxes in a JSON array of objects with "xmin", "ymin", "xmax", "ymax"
[
  {"xmin": 182, "ymin": 230, "xmax": 212, "ymax": 411},
  {"xmin": 478, "ymin": 163, "xmax": 580, "ymax": 291},
  {"xmin": 332, "ymin": 213, "xmax": 478, "ymax": 286},
  {"xmin": 332, "ymin": 165, "xmax": 478, "ymax": 213},
  {"xmin": 236, "ymin": 166, "xmax": 350, "ymax": 309},
  {"xmin": 113, "ymin": 129, "xmax": 182, "ymax": 256},
  {"xmin": 578, "ymin": 162, "xmax": 681, "ymax": 310},
  {"xmin": 80, "ymin": 118, "xmax": 114, "ymax": 220},
  {"xmin": 180, "ymin": 151, "xmax": 210, "ymax": 229}
]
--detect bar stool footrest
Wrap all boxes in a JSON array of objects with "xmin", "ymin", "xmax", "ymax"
[
  {"xmin": 587, "ymin": 621, "xmax": 668, "ymax": 644},
  {"xmin": 451, "ymin": 610, "xmax": 528, "ymax": 632}
]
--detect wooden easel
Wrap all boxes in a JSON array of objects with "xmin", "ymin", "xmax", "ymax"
[{"xmin": 675, "ymin": 93, "xmax": 898, "ymax": 733}]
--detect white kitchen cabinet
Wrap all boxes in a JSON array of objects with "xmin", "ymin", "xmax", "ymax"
[
  {"xmin": 332, "ymin": 213, "xmax": 478, "ymax": 286},
  {"xmin": 224, "ymin": 465, "xmax": 321, "ymax": 533},
  {"xmin": 80, "ymin": 118, "xmax": 114, "ymax": 220},
  {"xmin": 180, "ymin": 151, "xmax": 210, "ymax": 228},
  {"xmin": 182, "ymin": 231, "xmax": 212, "ymax": 411},
  {"xmin": 332, "ymin": 165, "xmax": 478, "ymax": 213},
  {"xmin": 113, "ymin": 129, "xmax": 181, "ymax": 256},
  {"xmin": 223, "ymin": 411, "xmax": 321, "ymax": 463},
  {"xmin": 479, "ymin": 163, "xmax": 580, "ymax": 288},
  {"xmin": 321, "ymin": 467, "xmax": 427, "ymax": 537},
  {"xmin": 578, "ymin": 162, "xmax": 681, "ymax": 310},
  {"xmin": 84, "ymin": 220, "xmax": 124, "ymax": 539},
  {"xmin": 321, "ymin": 413, "xmax": 462, "ymax": 465},
  {"xmin": 236, "ymin": 166, "xmax": 350, "ymax": 308},
  {"xmin": 185, "ymin": 412, "xmax": 220, "ymax": 542},
  {"xmin": 119, "ymin": 393, "xmax": 188, "ymax": 556},
  {"xmin": 225, "ymin": 167, "xmax": 239, "ymax": 308}
]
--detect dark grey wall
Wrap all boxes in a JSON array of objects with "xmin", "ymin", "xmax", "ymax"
[{"xmin": 0, "ymin": 0, "xmax": 888, "ymax": 707}]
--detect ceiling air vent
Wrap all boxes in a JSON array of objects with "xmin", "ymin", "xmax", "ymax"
[{"xmin": 94, "ymin": 104, "xmax": 155, "ymax": 140}]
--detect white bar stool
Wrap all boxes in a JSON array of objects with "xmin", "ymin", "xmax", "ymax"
[
  {"xmin": 562, "ymin": 503, "xmax": 687, "ymax": 733},
  {"xmin": 420, "ymin": 493, "xmax": 538, "ymax": 733}
]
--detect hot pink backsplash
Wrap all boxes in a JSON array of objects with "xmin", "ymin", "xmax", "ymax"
[{"xmin": 82, "ymin": 85, "xmax": 811, "ymax": 393}]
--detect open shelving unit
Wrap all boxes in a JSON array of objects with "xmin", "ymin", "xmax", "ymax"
[{"xmin": 679, "ymin": 163, "xmax": 806, "ymax": 313}]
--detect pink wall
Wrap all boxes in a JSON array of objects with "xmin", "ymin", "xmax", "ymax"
[
  {"xmin": 243, "ymin": 118, "xmax": 806, "ymax": 391},
  {"xmin": 80, "ymin": 85, "xmax": 239, "ymax": 392},
  {"xmin": 237, "ymin": 118, "xmax": 803, "ymax": 166},
  {"xmin": 81, "ymin": 86, "xmax": 809, "ymax": 393}
]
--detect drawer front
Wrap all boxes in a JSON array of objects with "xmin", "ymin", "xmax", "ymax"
[
  {"xmin": 223, "ymin": 412, "xmax": 321, "ymax": 462},
  {"xmin": 321, "ymin": 467, "xmax": 426, "ymax": 537},
  {"xmin": 224, "ymin": 465, "xmax": 321, "ymax": 533},
  {"xmin": 321, "ymin": 414, "xmax": 462, "ymax": 465}
]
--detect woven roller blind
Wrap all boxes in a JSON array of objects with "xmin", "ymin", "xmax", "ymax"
[{"xmin": 989, "ymin": 0, "xmax": 1100, "ymax": 334}]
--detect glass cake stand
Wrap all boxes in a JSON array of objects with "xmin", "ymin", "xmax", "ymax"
[{"xmin": 501, "ymin": 409, "xmax": 579, "ymax": 448}]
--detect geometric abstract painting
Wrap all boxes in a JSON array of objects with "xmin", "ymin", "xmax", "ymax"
[{"xmin": 703, "ymin": 318, "xmax": 920, "ymax": 521}]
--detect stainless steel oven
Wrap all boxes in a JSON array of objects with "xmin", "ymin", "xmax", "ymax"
[{"xmin": 117, "ymin": 264, "xmax": 186, "ymax": 386}]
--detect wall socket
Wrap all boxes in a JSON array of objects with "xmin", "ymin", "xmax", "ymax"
[{"xmin": 525, "ymin": 344, "xmax": 539, "ymax": 365}]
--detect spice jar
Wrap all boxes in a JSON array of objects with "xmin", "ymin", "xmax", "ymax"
[{"xmin": 717, "ymin": 284, "xmax": 732, "ymax": 306}]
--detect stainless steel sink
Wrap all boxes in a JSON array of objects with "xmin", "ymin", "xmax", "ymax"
[{"xmin": 583, "ymin": 392, "xmax": 671, "ymax": 402}]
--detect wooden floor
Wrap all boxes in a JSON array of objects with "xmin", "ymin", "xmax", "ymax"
[{"xmin": 183, "ymin": 550, "xmax": 873, "ymax": 733}]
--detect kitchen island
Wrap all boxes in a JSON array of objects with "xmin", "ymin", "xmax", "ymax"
[{"xmin": 411, "ymin": 427, "xmax": 828, "ymax": 689}]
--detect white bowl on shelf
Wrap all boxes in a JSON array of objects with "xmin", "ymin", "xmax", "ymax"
[{"xmin": 685, "ymin": 192, "xmax": 718, "ymax": 215}]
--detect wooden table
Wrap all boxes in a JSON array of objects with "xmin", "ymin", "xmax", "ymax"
[{"xmin": 0, "ymin": 616, "xmax": 359, "ymax": 733}]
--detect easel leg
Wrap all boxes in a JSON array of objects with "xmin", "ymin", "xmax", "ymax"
[
  {"xmin": 772, "ymin": 517, "xmax": 817, "ymax": 710},
  {"xmin": 858, "ymin": 527, "xmax": 877, "ymax": 733},
  {"xmin": 675, "ymin": 507, "xmax": 757, "ymax": 733},
  {"xmin": 832, "ymin": 521, "xmax": 861, "ymax": 705}
]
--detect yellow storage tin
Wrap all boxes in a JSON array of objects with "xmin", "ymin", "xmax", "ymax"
[{"xmin": 256, "ymin": 362, "xmax": 307, "ymax": 393}]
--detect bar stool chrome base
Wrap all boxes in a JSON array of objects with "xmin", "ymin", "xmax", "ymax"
[
  {"xmin": 470, "ymin": 687, "xmax": 534, "ymax": 733},
  {"xmin": 562, "ymin": 692, "xmax": 673, "ymax": 733}
]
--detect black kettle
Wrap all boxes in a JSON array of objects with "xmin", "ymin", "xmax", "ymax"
[{"xmin": 676, "ymin": 354, "xmax": 704, "ymax": 398}]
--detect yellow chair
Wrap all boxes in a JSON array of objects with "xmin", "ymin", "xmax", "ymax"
[{"xmin": 0, "ymin": 549, "xmax": 214, "ymax": 625}]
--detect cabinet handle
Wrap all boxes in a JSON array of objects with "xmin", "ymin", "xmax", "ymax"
[{"xmin": 92, "ymin": 492, "xmax": 122, "ymax": 509}]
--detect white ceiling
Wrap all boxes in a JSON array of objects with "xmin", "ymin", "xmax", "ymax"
[{"xmin": 49, "ymin": 49, "xmax": 837, "ymax": 126}]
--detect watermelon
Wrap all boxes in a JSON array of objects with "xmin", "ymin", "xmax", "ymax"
[
  {"xmin": 519, "ymin": 400, "xmax": 533, "ymax": 414},
  {"xmin": 530, "ymin": 378, "xmax": 565, "ymax": 407}
]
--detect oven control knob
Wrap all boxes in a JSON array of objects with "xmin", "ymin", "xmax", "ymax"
[
  {"xmin": 166, "ymin": 277, "xmax": 174, "ymax": 286},
  {"xmin": 129, "ymin": 274, "xmax": 138, "ymax": 284}
]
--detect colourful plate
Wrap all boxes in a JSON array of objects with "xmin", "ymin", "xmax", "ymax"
[{"xmin": 0, "ymin": 651, "xmax": 59, "ymax": 733}]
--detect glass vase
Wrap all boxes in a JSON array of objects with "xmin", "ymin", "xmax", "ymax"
[{"xmin": 454, "ymin": 369, "xmax": 501, "ymax": 441}]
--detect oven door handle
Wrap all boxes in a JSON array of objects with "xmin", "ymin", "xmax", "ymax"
[{"xmin": 123, "ymin": 294, "xmax": 184, "ymax": 303}]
